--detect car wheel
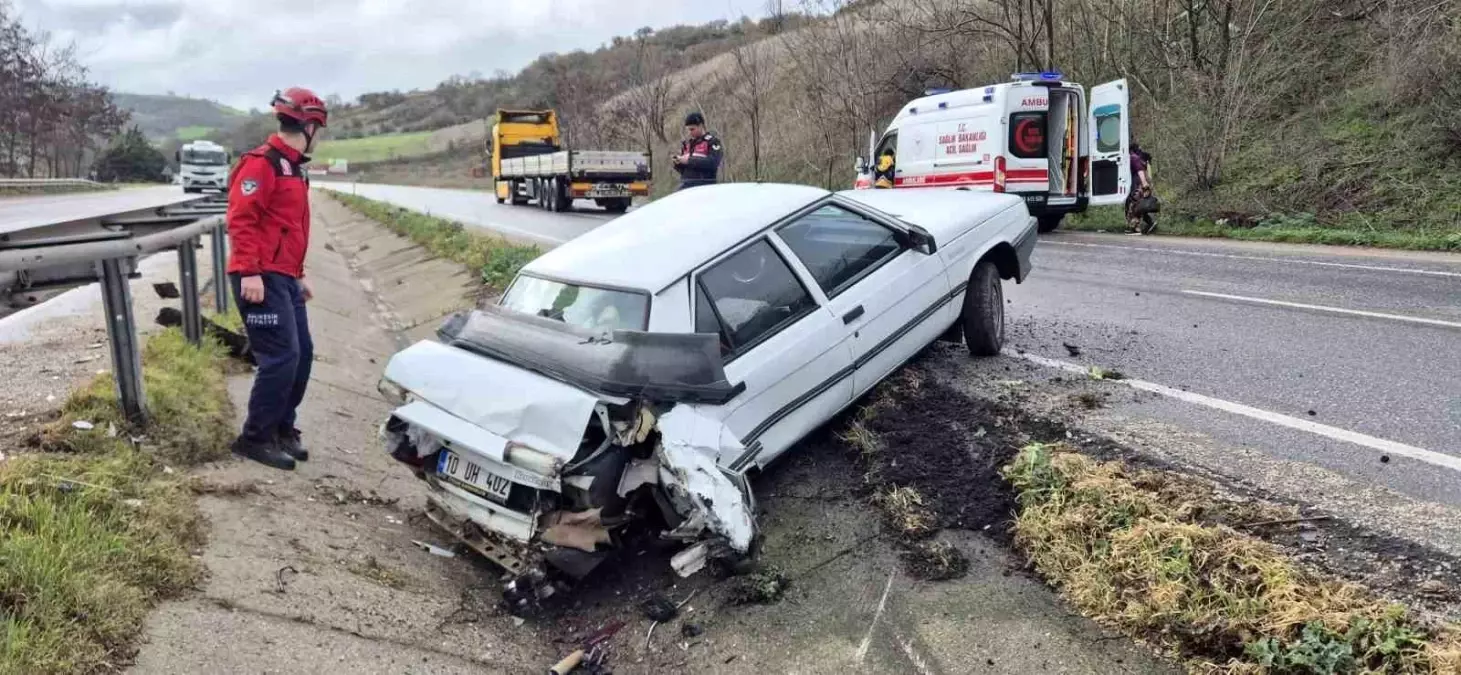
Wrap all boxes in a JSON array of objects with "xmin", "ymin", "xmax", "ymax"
[
  {"xmin": 1037, "ymin": 214, "xmax": 1063, "ymax": 233},
  {"xmin": 962, "ymin": 259, "xmax": 1004, "ymax": 357}
]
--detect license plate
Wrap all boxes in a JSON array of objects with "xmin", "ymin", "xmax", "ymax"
[
  {"xmin": 437, "ymin": 450, "xmax": 512, "ymax": 503},
  {"xmin": 587, "ymin": 184, "xmax": 630, "ymax": 198},
  {"xmin": 1022, "ymin": 193, "xmax": 1047, "ymax": 204}
]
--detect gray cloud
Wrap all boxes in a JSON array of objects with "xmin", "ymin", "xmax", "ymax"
[{"xmin": 12, "ymin": 0, "xmax": 767, "ymax": 108}]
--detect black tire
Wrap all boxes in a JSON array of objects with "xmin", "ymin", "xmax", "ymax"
[
  {"xmin": 509, "ymin": 180, "xmax": 526, "ymax": 206},
  {"xmin": 962, "ymin": 259, "xmax": 1004, "ymax": 357},
  {"xmin": 604, "ymin": 198, "xmax": 630, "ymax": 214},
  {"xmin": 1037, "ymin": 214, "xmax": 1063, "ymax": 233},
  {"xmin": 551, "ymin": 178, "xmax": 570, "ymax": 213}
]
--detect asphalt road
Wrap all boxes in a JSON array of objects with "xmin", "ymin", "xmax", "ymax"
[
  {"xmin": 315, "ymin": 181, "xmax": 614, "ymax": 246},
  {"xmin": 0, "ymin": 185, "xmax": 200, "ymax": 236},
  {"xmin": 336, "ymin": 183, "xmax": 1461, "ymax": 505}
]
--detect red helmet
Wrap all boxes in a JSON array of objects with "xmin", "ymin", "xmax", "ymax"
[{"xmin": 271, "ymin": 87, "xmax": 328, "ymax": 127}]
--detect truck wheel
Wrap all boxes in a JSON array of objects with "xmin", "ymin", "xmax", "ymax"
[
  {"xmin": 510, "ymin": 181, "xmax": 526, "ymax": 206},
  {"xmin": 961, "ymin": 259, "xmax": 1004, "ymax": 357},
  {"xmin": 550, "ymin": 178, "xmax": 566, "ymax": 212},
  {"xmin": 1037, "ymin": 214, "xmax": 1063, "ymax": 233},
  {"xmin": 604, "ymin": 199, "xmax": 630, "ymax": 214}
]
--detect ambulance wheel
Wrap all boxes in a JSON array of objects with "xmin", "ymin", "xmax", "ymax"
[
  {"xmin": 1037, "ymin": 214, "xmax": 1063, "ymax": 233},
  {"xmin": 962, "ymin": 259, "xmax": 1004, "ymax": 358}
]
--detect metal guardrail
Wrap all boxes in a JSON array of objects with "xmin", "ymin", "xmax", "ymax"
[
  {"xmin": 0, "ymin": 177, "xmax": 103, "ymax": 189},
  {"xmin": 0, "ymin": 194, "xmax": 230, "ymax": 423}
]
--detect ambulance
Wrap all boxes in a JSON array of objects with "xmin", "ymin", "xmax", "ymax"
[{"xmin": 855, "ymin": 72, "xmax": 1132, "ymax": 233}]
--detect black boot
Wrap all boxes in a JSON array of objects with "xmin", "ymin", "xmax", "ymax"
[
  {"xmin": 231, "ymin": 435, "xmax": 296, "ymax": 471},
  {"xmin": 278, "ymin": 428, "xmax": 309, "ymax": 462}
]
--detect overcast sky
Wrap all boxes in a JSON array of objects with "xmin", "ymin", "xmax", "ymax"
[{"xmin": 12, "ymin": 0, "xmax": 769, "ymax": 109}]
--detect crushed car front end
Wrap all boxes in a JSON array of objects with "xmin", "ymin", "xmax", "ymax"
[{"xmin": 378, "ymin": 307, "xmax": 756, "ymax": 614}]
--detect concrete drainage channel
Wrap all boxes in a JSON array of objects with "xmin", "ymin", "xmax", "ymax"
[{"xmin": 288, "ymin": 192, "xmax": 1177, "ymax": 674}]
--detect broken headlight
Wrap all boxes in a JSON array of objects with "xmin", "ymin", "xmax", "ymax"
[{"xmin": 505, "ymin": 442, "xmax": 562, "ymax": 477}]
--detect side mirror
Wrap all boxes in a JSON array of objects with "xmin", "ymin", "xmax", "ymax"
[
  {"xmin": 904, "ymin": 226, "xmax": 937, "ymax": 255},
  {"xmin": 855, "ymin": 156, "xmax": 867, "ymax": 174}
]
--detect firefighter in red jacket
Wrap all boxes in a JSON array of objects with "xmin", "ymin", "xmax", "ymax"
[{"xmin": 224, "ymin": 87, "xmax": 327, "ymax": 470}]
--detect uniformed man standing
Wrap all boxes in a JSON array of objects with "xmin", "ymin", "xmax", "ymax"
[
  {"xmin": 672, "ymin": 112, "xmax": 723, "ymax": 190},
  {"xmin": 224, "ymin": 87, "xmax": 328, "ymax": 470}
]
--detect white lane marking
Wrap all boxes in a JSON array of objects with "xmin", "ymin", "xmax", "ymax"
[
  {"xmin": 856, "ymin": 570, "xmax": 898, "ymax": 663},
  {"xmin": 1182, "ymin": 290, "xmax": 1461, "ymax": 330},
  {"xmin": 1042, "ymin": 240, "xmax": 1461, "ymax": 279},
  {"xmin": 1005, "ymin": 349, "xmax": 1461, "ymax": 473}
]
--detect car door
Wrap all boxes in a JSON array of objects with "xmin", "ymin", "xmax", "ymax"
[
  {"xmin": 1087, "ymin": 79, "xmax": 1131, "ymax": 206},
  {"xmin": 773, "ymin": 202, "xmax": 951, "ymax": 396},
  {"xmin": 690, "ymin": 236, "xmax": 856, "ymax": 473}
]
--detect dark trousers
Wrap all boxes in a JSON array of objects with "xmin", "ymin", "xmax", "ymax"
[
  {"xmin": 677, "ymin": 179, "xmax": 715, "ymax": 191},
  {"xmin": 230, "ymin": 272, "xmax": 312, "ymax": 443}
]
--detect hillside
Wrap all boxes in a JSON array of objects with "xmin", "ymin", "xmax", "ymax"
[
  {"xmin": 272, "ymin": 1, "xmax": 1461, "ymax": 245},
  {"xmin": 112, "ymin": 93, "xmax": 248, "ymax": 141}
]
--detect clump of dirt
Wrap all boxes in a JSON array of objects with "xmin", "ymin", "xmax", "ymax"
[
  {"xmin": 726, "ymin": 567, "xmax": 790, "ymax": 606},
  {"xmin": 901, "ymin": 540, "xmax": 970, "ymax": 581},
  {"xmin": 852, "ymin": 371, "xmax": 1023, "ymax": 538},
  {"xmin": 1070, "ymin": 391, "xmax": 1105, "ymax": 410}
]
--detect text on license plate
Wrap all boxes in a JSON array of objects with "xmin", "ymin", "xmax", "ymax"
[
  {"xmin": 437, "ymin": 450, "xmax": 512, "ymax": 502},
  {"xmin": 1022, "ymin": 194, "xmax": 1046, "ymax": 203},
  {"xmin": 588, "ymin": 184, "xmax": 629, "ymax": 197}
]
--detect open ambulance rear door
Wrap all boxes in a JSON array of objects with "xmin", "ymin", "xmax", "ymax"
[
  {"xmin": 999, "ymin": 85, "xmax": 1050, "ymax": 195},
  {"xmin": 1087, "ymin": 79, "xmax": 1131, "ymax": 206}
]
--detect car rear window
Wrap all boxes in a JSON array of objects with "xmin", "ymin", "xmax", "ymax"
[{"xmin": 499, "ymin": 274, "xmax": 649, "ymax": 333}]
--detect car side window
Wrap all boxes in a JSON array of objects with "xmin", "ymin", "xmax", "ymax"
[
  {"xmin": 777, "ymin": 205, "xmax": 903, "ymax": 297},
  {"xmin": 695, "ymin": 238, "xmax": 817, "ymax": 358}
]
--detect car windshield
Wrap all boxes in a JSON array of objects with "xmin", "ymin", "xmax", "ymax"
[
  {"xmin": 499, "ymin": 274, "xmax": 649, "ymax": 333},
  {"xmin": 181, "ymin": 149, "xmax": 227, "ymax": 166}
]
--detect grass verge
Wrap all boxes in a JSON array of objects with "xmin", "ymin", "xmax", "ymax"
[
  {"xmin": 1004, "ymin": 443, "xmax": 1461, "ymax": 673},
  {"xmin": 1066, "ymin": 209, "xmax": 1461, "ymax": 252},
  {"xmin": 329, "ymin": 191, "xmax": 541, "ymax": 289},
  {"xmin": 1, "ymin": 328, "xmax": 233, "ymax": 673}
]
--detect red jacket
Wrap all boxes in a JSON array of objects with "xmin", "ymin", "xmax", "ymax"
[{"xmin": 226, "ymin": 134, "xmax": 311, "ymax": 278}]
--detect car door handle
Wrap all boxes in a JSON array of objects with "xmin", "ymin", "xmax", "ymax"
[{"xmin": 842, "ymin": 305, "xmax": 865, "ymax": 324}]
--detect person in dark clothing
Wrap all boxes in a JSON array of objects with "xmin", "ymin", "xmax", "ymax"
[
  {"xmin": 673, "ymin": 112, "xmax": 723, "ymax": 190},
  {"xmin": 225, "ymin": 87, "xmax": 328, "ymax": 470},
  {"xmin": 1125, "ymin": 142, "xmax": 1155, "ymax": 235}
]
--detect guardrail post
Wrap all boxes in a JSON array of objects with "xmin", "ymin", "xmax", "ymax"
[
  {"xmin": 98, "ymin": 257, "xmax": 146, "ymax": 423},
  {"xmin": 211, "ymin": 223, "xmax": 228, "ymax": 313},
  {"xmin": 178, "ymin": 236, "xmax": 202, "ymax": 344}
]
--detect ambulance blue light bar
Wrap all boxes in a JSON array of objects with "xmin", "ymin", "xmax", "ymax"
[
  {"xmin": 1012, "ymin": 71, "xmax": 1063, "ymax": 82},
  {"xmin": 924, "ymin": 87, "xmax": 952, "ymax": 96}
]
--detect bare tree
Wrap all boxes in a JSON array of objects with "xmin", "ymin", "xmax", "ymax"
[{"xmin": 722, "ymin": 37, "xmax": 775, "ymax": 180}]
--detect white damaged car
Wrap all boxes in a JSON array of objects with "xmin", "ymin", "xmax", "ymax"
[{"xmin": 378, "ymin": 182, "xmax": 1037, "ymax": 612}]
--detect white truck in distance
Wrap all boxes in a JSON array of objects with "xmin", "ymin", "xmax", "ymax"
[{"xmin": 175, "ymin": 140, "xmax": 231, "ymax": 194}]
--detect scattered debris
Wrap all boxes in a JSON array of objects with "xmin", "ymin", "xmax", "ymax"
[
  {"xmin": 152, "ymin": 282, "xmax": 180, "ymax": 299},
  {"xmin": 1088, "ymin": 366, "xmax": 1126, "ymax": 381},
  {"xmin": 1071, "ymin": 392, "xmax": 1104, "ymax": 410},
  {"xmin": 641, "ymin": 593, "xmax": 679, "ymax": 622},
  {"xmin": 71, "ymin": 420, "xmax": 94, "ymax": 431},
  {"xmin": 1062, "ymin": 342, "xmax": 1082, "ymax": 357},
  {"xmin": 552, "ymin": 620, "xmax": 624, "ymax": 675},
  {"xmin": 680, "ymin": 622, "xmax": 703, "ymax": 638},
  {"xmin": 726, "ymin": 567, "xmax": 789, "ymax": 605},
  {"xmin": 901, "ymin": 540, "xmax": 970, "ymax": 581},
  {"xmin": 411, "ymin": 540, "xmax": 456, "ymax": 558},
  {"xmin": 274, "ymin": 565, "xmax": 298, "ymax": 594},
  {"xmin": 1307, "ymin": 409, "xmax": 1317, "ymax": 416},
  {"xmin": 1239, "ymin": 515, "xmax": 1334, "ymax": 530},
  {"xmin": 156, "ymin": 308, "xmax": 253, "ymax": 364},
  {"xmin": 1381, "ymin": 455, "xmax": 1391, "ymax": 464},
  {"xmin": 73, "ymin": 354, "xmax": 100, "ymax": 364},
  {"xmin": 122, "ymin": 498, "xmax": 144, "ymax": 508}
]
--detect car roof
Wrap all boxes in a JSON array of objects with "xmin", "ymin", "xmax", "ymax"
[{"xmin": 521, "ymin": 182, "xmax": 831, "ymax": 293}]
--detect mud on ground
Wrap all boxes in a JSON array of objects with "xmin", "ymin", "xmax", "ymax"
[{"xmin": 901, "ymin": 342, "xmax": 1461, "ymax": 624}]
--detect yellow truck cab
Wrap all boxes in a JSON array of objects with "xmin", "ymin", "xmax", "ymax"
[
  {"xmin": 489, "ymin": 109, "xmax": 652, "ymax": 214},
  {"xmin": 855, "ymin": 72, "xmax": 1132, "ymax": 233}
]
